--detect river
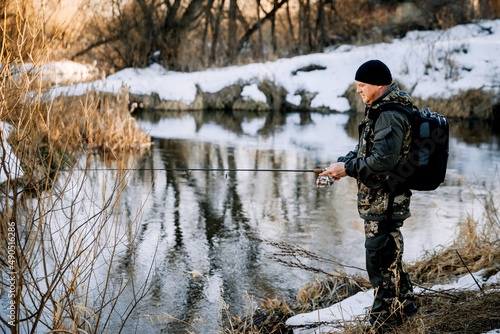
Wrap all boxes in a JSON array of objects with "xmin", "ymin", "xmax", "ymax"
[{"xmin": 107, "ymin": 110, "xmax": 499, "ymax": 333}]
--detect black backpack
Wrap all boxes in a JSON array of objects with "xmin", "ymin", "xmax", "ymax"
[{"xmin": 378, "ymin": 103, "xmax": 450, "ymax": 192}]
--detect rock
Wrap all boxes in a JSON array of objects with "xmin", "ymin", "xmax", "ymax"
[
  {"xmin": 197, "ymin": 84, "xmax": 244, "ymax": 111},
  {"xmin": 291, "ymin": 64, "xmax": 327, "ymax": 76},
  {"xmin": 343, "ymin": 82, "xmax": 365, "ymax": 113},
  {"xmin": 295, "ymin": 89, "xmax": 318, "ymax": 109}
]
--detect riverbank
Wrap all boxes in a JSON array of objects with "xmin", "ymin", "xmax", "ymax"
[
  {"xmin": 55, "ymin": 19, "xmax": 500, "ymax": 120},
  {"xmin": 222, "ymin": 202, "xmax": 500, "ymax": 334},
  {"xmin": 285, "ymin": 272, "xmax": 500, "ymax": 334},
  {"xmin": 281, "ymin": 212, "xmax": 500, "ymax": 333}
]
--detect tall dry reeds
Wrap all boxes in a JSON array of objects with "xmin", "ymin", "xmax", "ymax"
[
  {"xmin": 410, "ymin": 187, "xmax": 500, "ymax": 285},
  {"xmin": 0, "ymin": 1, "xmax": 153, "ymax": 333},
  {"xmin": 46, "ymin": 88, "xmax": 152, "ymax": 160}
]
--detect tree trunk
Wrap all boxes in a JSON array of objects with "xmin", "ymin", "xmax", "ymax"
[
  {"xmin": 211, "ymin": 0, "xmax": 225, "ymax": 65},
  {"xmin": 256, "ymin": 0, "xmax": 262, "ymax": 59},
  {"xmin": 227, "ymin": 0, "xmax": 238, "ymax": 62},
  {"xmin": 201, "ymin": 0, "xmax": 215, "ymax": 67},
  {"xmin": 271, "ymin": 0, "xmax": 278, "ymax": 54},
  {"xmin": 315, "ymin": 0, "xmax": 326, "ymax": 51},
  {"xmin": 161, "ymin": 0, "xmax": 205, "ymax": 70},
  {"xmin": 301, "ymin": 0, "xmax": 312, "ymax": 52},
  {"xmin": 136, "ymin": 0, "xmax": 157, "ymax": 63},
  {"xmin": 285, "ymin": 0, "xmax": 296, "ymax": 52},
  {"xmin": 237, "ymin": 0, "xmax": 287, "ymax": 52}
]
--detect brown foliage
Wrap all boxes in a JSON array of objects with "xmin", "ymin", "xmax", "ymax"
[
  {"xmin": 65, "ymin": 0, "xmax": 499, "ymax": 74},
  {"xmin": 412, "ymin": 89, "xmax": 496, "ymax": 120},
  {"xmin": 0, "ymin": 1, "xmax": 46, "ymax": 60}
]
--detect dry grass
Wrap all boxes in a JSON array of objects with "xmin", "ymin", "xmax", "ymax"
[
  {"xmin": 50, "ymin": 89, "xmax": 152, "ymax": 156},
  {"xmin": 411, "ymin": 88, "xmax": 496, "ymax": 120},
  {"xmin": 1, "ymin": 71, "xmax": 151, "ymax": 193},
  {"xmin": 416, "ymin": 289, "xmax": 500, "ymax": 334},
  {"xmin": 229, "ymin": 238, "xmax": 371, "ymax": 333},
  {"xmin": 336, "ymin": 288, "xmax": 500, "ymax": 334},
  {"xmin": 297, "ymin": 273, "xmax": 370, "ymax": 310},
  {"xmin": 410, "ymin": 215, "xmax": 500, "ymax": 285},
  {"xmin": 4, "ymin": 82, "xmax": 151, "ymax": 173},
  {"xmin": 1, "ymin": 1, "xmax": 151, "ymax": 173}
]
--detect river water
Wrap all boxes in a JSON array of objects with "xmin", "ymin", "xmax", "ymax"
[{"xmin": 110, "ymin": 110, "xmax": 499, "ymax": 333}]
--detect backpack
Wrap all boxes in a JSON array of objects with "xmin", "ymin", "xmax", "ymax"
[{"xmin": 378, "ymin": 103, "xmax": 450, "ymax": 192}]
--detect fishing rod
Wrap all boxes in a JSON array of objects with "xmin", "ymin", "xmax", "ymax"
[
  {"xmin": 59, "ymin": 167, "xmax": 336, "ymax": 187},
  {"xmin": 80, "ymin": 167, "xmax": 325, "ymax": 173}
]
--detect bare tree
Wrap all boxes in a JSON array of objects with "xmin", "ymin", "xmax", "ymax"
[
  {"xmin": 68, "ymin": 0, "xmax": 495, "ymax": 72},
  {"xmin": 0, "ymin": 3, "xmax": 154, "ymax": 333},
  {"xmin": 236, "ymin": 0, "xmax": 288, "ymax": 54},
  {"xmin": 227, "ymin": 0, "xmax": 239, "ymax": 61},
  {"xmin": 210, "ymin": 0, "xmax": 226, "ymax": 66}
]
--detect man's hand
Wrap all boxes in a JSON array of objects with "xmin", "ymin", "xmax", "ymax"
[{"xmin": 320, "ymin": 162, "xmax": 347, "ymax": 180}]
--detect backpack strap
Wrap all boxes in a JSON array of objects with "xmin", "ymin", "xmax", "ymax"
[
  {"xmin": 377, "ymin": 103, "xmax": 415, "ymax": 122},
  {"xmin": 371, "ymin": 103, "xmax": 413, "ymax": 221}
]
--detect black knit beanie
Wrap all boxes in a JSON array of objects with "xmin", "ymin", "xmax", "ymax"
[{"xmin": 355, "ymin": 60, "xmax": 392, "ymax": 85}]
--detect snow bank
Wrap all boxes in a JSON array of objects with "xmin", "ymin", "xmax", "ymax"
[
  {"xmin": 0, "ymin": 123, "xmax": 23, "ymax": 183},
  {"xmin": 55, "ymin": 19, "xmax": 500, "ymax": 112},
  {"xmin": 41, "ymin": 61, "xmax": 100, "ymax": 84},
  {"xmin": 18, "ymin": 60, "xmax": 99, "ymax": 85}
]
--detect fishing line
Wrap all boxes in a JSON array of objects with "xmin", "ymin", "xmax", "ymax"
[
  {"xmin": 59, "ymin": 168, "xmax": 325, "ymax": 173},
  {"xmin": 57, "ymin": 167, "xmax": 335, "ymax": 187}
]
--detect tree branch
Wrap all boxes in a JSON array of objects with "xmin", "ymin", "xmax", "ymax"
[
  {"xmin": 70, "ymin": 36, "xmax": 120, "ymax": 60},
  {"xmin": 237, "ymin": 0, "xmax": 288, "ymax": 51}
]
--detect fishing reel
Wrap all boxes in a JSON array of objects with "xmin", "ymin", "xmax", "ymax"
[{"xmin": 316, "ymin": 175, "xmax": 335, "ymax": 188}]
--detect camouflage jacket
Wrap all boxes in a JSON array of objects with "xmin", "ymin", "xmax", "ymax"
[{"xmin": 339, "ymin": 83, "xmax": 413, "ymax": 221}]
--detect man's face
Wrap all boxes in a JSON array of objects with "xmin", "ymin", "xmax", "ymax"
[{"xmin": 355, "ymin": 81, "xmax": 386, "ymax": 104}]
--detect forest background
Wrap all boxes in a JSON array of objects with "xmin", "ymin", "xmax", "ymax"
[{"xmin": 7, "ymin": 0, "xmax": 500, "ymax": 75}]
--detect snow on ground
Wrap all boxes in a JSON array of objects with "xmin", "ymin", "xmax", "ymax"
[
  {"xmin": 53, "ymin": 19, "xmax": 500, "ymax": 112},
  {"xmin": 286, "ymin": 271, "xmax": 500, "ymax": 333},
  {"xmin": 41, "ymin": 61, "xmax": 100, "ymax": 84},
  {"xmin": 19, "ymin": 60, "xmax": 100, "ymax": 85},
  {"xmin": 0, "ymin": 123, "xmax": 23, "ymax": 183}
]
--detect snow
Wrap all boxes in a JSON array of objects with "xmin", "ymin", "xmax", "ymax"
[
  {"xmin": 0, "ymin": 123, "xmax": 23, "ymax": 183},
  {"xmin": 18, "ymin": 60, "xmax": 99, "ymax": 85},
  {"xmin": 53, "ymin": 19, "xmax": 500, "ymax": 112},
  {"xmin": 40, "ymin": 61, "xmax": 100, "ymax": 84},
  {"xmin": 286, "ymin": 271, "xmax": 500, "ymax": 333}
]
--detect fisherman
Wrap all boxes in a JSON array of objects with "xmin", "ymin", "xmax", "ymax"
[{"xmin": 320, "ymin": 59, "xmax": 418, "ymax": 329}]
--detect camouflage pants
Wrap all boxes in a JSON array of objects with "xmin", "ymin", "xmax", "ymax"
[{"xmin": 364, "ymin": 220, "xmax": 414, "ymax": 317}]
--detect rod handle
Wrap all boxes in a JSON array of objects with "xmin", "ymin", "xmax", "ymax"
[{"xmin": 313, "ymin": 169, "xmax": 324, "ymax": 174}]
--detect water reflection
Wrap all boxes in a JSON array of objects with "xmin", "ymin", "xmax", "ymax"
[{"xmin": 112, "ymin": 110, "xmax": 500, "ymax": 332}]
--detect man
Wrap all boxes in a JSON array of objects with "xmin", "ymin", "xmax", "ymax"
[{"xmin": 320, "ymin": 59, "xmax": 418, "ymax": 329}]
